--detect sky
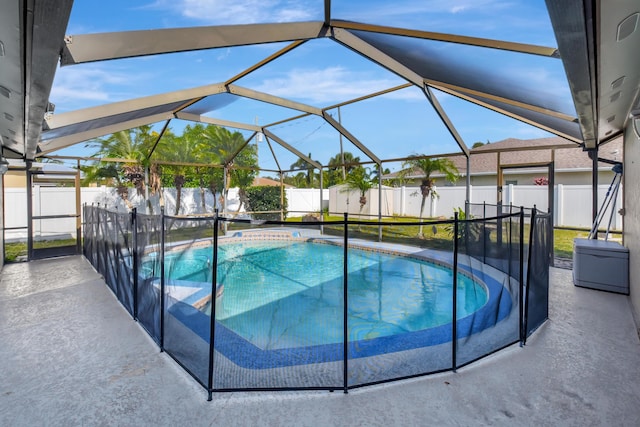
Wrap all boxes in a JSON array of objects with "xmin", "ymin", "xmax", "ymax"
[{"xmin": 48, "ymin": 0, "xmax": 572, "ymax": 174}]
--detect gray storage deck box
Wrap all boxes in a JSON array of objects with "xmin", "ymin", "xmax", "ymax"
[{"xmin": 573, "ymin": 238, "xmax": 629, "ymax": 294}]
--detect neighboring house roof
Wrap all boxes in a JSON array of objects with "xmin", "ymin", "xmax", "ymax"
[
  {"xmin": 385, "ymin": 136, "xmax": 623, "ymax": 180},
  {"xmin": 252, "ymin": 176, "xmax": 294, "ymax": 188}
]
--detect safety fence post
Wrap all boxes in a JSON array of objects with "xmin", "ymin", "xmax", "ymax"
[
  {"xmin": 523, "ymin": 208, "xmax": 537, "ymax": 345},
  {"xmin": 207, "ymin": 209, "xmax": 219, "ymax": 401},
  {"xmin": 132, "ymin": 208, "xmax": 138, "ymax": 320},
  {"xmin": 160, "ymin": 207, "xmax": 165, "ymax": 352},
  {"xmin": 452, "ymin": 212, "xmax": 459, "ymax": 372},
  {"xmin": 518, "ymin": 208, "xmax": 525, "ymax": 346},
  {"xmin": 483, "ymin": 201, "xmax": 487, "ymax": 264},
  {"xmin": 96, "ymin": 204, "xmax": 102, "ymax": 274},
  {"xmin": 343, "ymin": 212, "xmax": 349, "ymax": 394}
]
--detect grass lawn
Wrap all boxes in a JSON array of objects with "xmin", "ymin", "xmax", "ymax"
[
  {"xmin": 288, "ymin": 214, "xmax": 590, "ymax": 260},
  {"xmin": 5, "ymin": 239, "xmax": 78, "ymax": 262},
  {"xmin": 554, "ymin": 228, "xmax": 589, "ymax": 259},
  {"xmin": 4, "ymin": 218, "xmax": 598, "ymax": 263}
]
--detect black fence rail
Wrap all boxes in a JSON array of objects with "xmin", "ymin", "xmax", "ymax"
[{"xmin": 83, "ymin": 203, "xmax": 550, "ymax": 399}]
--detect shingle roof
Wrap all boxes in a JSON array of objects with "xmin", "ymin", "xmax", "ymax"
[
  {"xmin": 253, "ymin": 176, "xmax": 294, "ymax": 188},
  {"xmin": 386, "ymin": 136, "xmax": 623, "ymax": 179}
]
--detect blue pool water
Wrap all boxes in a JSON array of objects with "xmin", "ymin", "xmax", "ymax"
[{"xmin": 161, "ymin": 240, "xmax": 489, "ymax": 352}]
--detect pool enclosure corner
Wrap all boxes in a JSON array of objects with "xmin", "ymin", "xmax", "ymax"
[{"xmin": 82, "ymin": 204, "xmax": 550, "ymax": 398}]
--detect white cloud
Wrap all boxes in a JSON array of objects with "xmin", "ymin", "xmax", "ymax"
[
  {"xmin": 252, "ymin": 66, "xmax": 418, "ymax": 104},
  {"xmin": 217, "ymin": 48, "xmax": 231, "ymax": 61},
  {"xmin": 450, "ymin": 6, "xmax": 468, "ymax": 13},
  {"xmin": 354, "ymin": 0, "xmax": 513, "ymax": 20},
  {"xmin": 150, "ymin": 0, "xmax": 315, "ymax": 25},
  {"xmin": 49, "ymin": 66, "xmax": 143, "ymax": 111}
]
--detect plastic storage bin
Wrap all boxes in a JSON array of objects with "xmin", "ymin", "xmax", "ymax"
[{"xmin": 573, "ymin": 238, "xmax": 629, "ymax": 294}]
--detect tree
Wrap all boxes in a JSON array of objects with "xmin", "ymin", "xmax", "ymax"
[
  {"xmin": 244, "ymin": 186, "xmax": 287, "ymax": 220},
  {"xmin": 83, "ymin": 125, "xmax": 160, "ymax": 210},
  {"xmin": 181, "ymin": 123, "xmax": 223, "ymax": 213},
  {"xmin": 370, "ymin": 165, "xmax": 391, "ymax": 184},
  {"xmin": 343, "ymin": 166, "xmax": 374, "ymax": 226},
  {"xmin": 200, "ymin": 125, "xmax": 258, "ymax": 214},
  {"xmin": 283, "ymin": 171, "xmax": 310, "ymax": 188},
  {"xmin": 156, "ymin": 131, "xmax": 199, "ymax": 215},
  {"xmin": 327, "ymin": 151, "xmax": 360, "ymax": 186},
  {"xmin": 289, "ymin": 153, "xmax": 317, "ymax": 188},
  {"xmin": 398, "ymin": 156, "xmax": 459, "ymax": 237}
]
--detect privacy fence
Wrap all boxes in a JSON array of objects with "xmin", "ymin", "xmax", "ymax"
[
  {"xmin": 6, "ymin": 184, "xmax": 618, "ymax": 242},
  {"xmin": 83, "ymin": 203, "xmax": 550, "ymax": 399}
]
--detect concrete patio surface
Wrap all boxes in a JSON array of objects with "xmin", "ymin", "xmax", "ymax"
[{"xmin": 1, "ymin": 255, "xmax": 639, "ymax": 426}]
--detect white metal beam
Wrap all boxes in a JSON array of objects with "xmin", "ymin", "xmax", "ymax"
[
  {"xmin": 45, "ymin": 84, "xmax": 227, "ymax": 129},
  {"xmin": 425, "ymin": 79, "xmax": 577, "ymax": 123},
  {"xmin": 225, "ymin": 40, "xmax": 306, "ymax": 86},
  {"xmin": 175, "ymin": 112, "xmax": 262, "ymax": 132},
  {"xmin": 428, "ymin": 83, "xmax": 582, "ymax": 143},
  {"xmin": 38, "ymin": 112, "xmax": 175, "ymax": 155},
  {"xmin": 61, "ymin": 22, "xmax": 327, "ymax": 65},
  {"xmin": 262, "ymin": 129, "xmax": 322, "ymax": 170},
  {"xmin": 322, "ymin": 111, "xmax": 381, "ymax": 165},
  {"xmin": 227, "ymin": 85, "xmax": 323, "ymax": 115},
  {"xmin": 423, "ymin": 85, "xmax": 470, "ymax": 157},
  {"xmin": 331, "ymin": 20, "xmax": 559, "ymax": 57}
]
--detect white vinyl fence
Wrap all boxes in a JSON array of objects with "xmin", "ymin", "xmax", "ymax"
[{"xmin": 3, "ymin": 184, "xmax": 622, "ymax": 241}]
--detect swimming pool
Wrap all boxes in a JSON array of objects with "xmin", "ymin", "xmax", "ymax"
[{"xmin": 155, "ymin": 238, "xmax": 512, "ymax": 368}]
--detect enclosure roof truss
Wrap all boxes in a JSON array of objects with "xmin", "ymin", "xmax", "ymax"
[{"xmin": 4, "ymin": 0, "xmax": 633, "ymax": 165}]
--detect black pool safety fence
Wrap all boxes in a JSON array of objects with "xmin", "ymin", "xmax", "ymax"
[{"xmin": 82, "ymin": 203, "xmax": 551, "ymax": 400}]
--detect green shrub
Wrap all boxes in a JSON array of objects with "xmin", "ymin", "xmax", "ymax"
[
  {"xmin": 446, "ymin": 207, "xmax": 481, "ymax": 243},
  {"xmin": 244, "ymin": 186, "xmax": 288, "ymax": 220}
]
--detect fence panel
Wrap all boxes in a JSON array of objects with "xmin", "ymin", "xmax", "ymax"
[
  {"xmin": 135, "ymin": 213, "xmax": 162, "ymax": 343},
  {"xmin": 346, "ymin": 219, "xmax": 455, "ymax": 386},
  {"xmin": 162, "ymin": 216, "xmax": 215, "ymax": 387},
  {"xmin": 455, "ymin": 214, "xmax": 522, "ymax": 367},
  {"xmin": 526, "ymin": 211, "xmax": 551, "ymax": 337},
  {"xmin": 212, "ymin": 219, "xmax": 344, "ymax": 390}
]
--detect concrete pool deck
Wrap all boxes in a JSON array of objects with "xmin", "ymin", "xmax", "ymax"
[{"xmin": 1, "ymin": 256, "xmax": 639, "ymax": 426}]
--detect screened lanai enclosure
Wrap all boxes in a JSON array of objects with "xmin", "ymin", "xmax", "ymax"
[
  {"xmin": 82, "ymin": 202, "xmax": 551, "ymax": 396},
  {"xmin": 2, "ymin": 0, "xmax": 637, "ymax": 399}
]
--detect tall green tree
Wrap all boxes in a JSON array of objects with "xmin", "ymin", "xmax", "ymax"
[
  {"xmin": 156, "ymin": 131, "xmax": 200, "ymax": 215},
  {"xmin": 398, "ymin": 156, "xmax": 459, "ymax": 237},
  {"xmin": 289, "ymin": 153, "xmax": 317, "ymax": 188},
  {"xmin": 179, "ymin": 123, "xmax": 222, "ymax": 213},
  {"xmin": 343, "ymin": 166, "xmax": 374, "ymax": 226},
  {"xmin": 83, "ymin": 125, "xmax": 159, "ymax": 209},
  {"xmin": 200, "ymin": 125, "xmax": 258, "ymax": 214},
  {"xmin": 326, "ymin": 151, "xmax": 360, "ymax": 187}
]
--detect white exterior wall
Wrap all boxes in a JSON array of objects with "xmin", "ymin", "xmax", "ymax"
[{"xmin": 624, "ymin": 122, "xmax": 640, "ymax": 334}]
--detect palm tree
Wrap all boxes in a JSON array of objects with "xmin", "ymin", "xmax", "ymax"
[
  {"xmin": 398, "ymin": 156, "xmax": 459, "ymax": 237},
  {"xmin": 178, "ymin": 123, "xmax": 217, "ymax": 213},
  {"xmin": 327, "ymin": 151, "xmax": 360, "ymax": 186},
  {"xmin": 200, "ymin": 125, "xmax": 258, "ymax": 214},
  {"xmin": 289, "ymin": 153, "xmax": 317, "ymax": 188},
  {"xmin": 343, "ymin": 166, "xmax": 374, "ymax": 227},
  {"xmin": 84, "ymin": 125, "xmax": 158, "ymax": 209},
  {"xmin": 156, "ymin": 131, "xmax": 198, "ymax": 215}
]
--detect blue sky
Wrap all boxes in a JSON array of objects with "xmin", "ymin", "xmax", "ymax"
[{"xmin": 49, "ymin": 0, "xmax": 570, "ymax": 173}]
